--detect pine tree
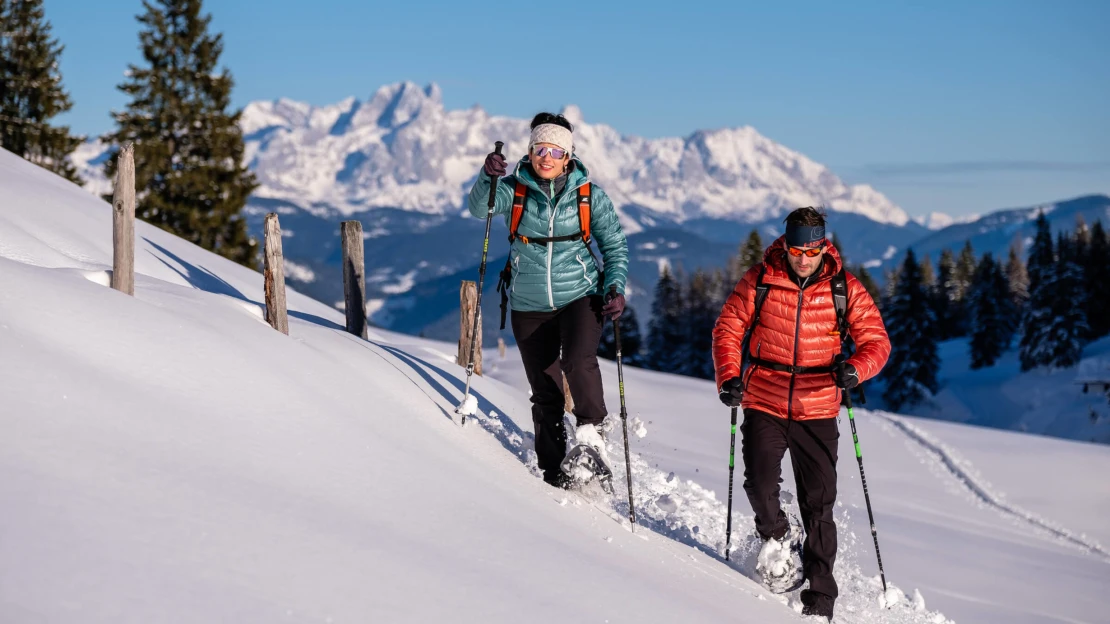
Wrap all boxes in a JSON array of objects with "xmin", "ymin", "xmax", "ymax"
[
  {"xmin": 1004, "ymin": 239, "xmax": 1029, "ymax": 335},
  {"xmin": 920, "ymin": 254, "xmax": 937, "ymax": 291},
  {"xmin": 598, "ymin": 304, "xmax": 645, "ymax": 367},
  {"xmin": 729, "ymin": 229, "xmax": 764, "ymax": 286},
  {"xmin": 1049, "ymin": 233, "xmax": 1088, "ymax": 368},
  {"xmin": 854, "ymin": 264, "xmax": 881, "ymax": 305},
  {"xmin": 1086, "ymin": 221, "xmax": 1110, "ymax": 339},
  {"xmin": 680, "ymin": 269, "xmax": 721, "ymax": 379},
  {"xmin": 1075, "ymin": 214, "xmax": 1091, "ymax": 263},
  {"xmin": 102, "ymin": 0, "xmax": 257, "ymax": 268},
  {"xmin": 967, "ymin": 253, "xmax": 1013, "ymax": 369},
  {"xmin": 1019, "ymin": 213, "xmax": 1056, "ymax": 371},
  {"xmin": 646, "ymin": 265, "xmax": 685, "ymax": 372},
  {"xmin": 950, "ymin": 240, "xmax": 977, "ymax": 337},
  {"xmin": 0, "ymin": 0, "xmax": 83, "ymax": 182},
  {"xmin": 882, "ymin": 249, "xmax": 940, "ymax": 411},
  {"xmin": 830, "ymin": 231, "xmax": 846, "ymax": 262},
  {"xmin": 934, "ymin": 249, "xmax": 958, "ymax": 340}
]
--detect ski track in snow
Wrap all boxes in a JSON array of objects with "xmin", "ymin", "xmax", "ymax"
[
  {"xmin": 876, "ymin": 412, "xmax": 1110, "ymax": 564},
  {"xmin": 372, "ymin": 343, "xmax": 953, "ymax": 624}
]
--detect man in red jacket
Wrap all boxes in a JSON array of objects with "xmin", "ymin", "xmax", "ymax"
[{"xmin": 712, "ymin": 207, "xmax": 890, "ymax": 621}]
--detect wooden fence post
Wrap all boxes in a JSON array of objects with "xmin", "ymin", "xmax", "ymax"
[
  {"xmin": 341, "ymin": 221, "xmax": 368, "ymax": 339},
  {"xmin": 498, "ymin": 337, "xmax": 506, "ymax": 360},
  {"xmin": 458, "ymin": 280, "xmax": 482, "ymax": 376},
  {"xmin": 110, "ymin": 143, "xmax": 135, "ymax": 295},
  {"xmin": 263, "ymin": 213, "xmax": 289, "ymax": 334}
]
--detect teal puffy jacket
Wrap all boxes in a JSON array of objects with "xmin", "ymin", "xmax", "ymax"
[{"xmin": 468, "ymin": 156, "xmax": 629, "ymax": 312}]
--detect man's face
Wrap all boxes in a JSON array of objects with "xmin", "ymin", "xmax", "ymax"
[{"xmin": 786, "ymin": 242, "xmax": 826, "ymax": 278}]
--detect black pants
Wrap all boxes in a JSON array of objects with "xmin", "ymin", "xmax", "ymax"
[
  {"xmin": 741, "ymin": 409, "xmax": 840, "ymax": 601},
  {"xmin": 511, "ymin": 295, "xmax": 607, "ymax": 482}
]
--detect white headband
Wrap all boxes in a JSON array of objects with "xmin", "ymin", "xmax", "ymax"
[{"xmin": 529, "ymin": 123, "xmax": 573, "ymax": 155}]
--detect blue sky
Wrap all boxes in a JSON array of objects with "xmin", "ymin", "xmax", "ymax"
[{"xmin": 45, "ymin": 0, "xmax": 1109, "ymax": 219}]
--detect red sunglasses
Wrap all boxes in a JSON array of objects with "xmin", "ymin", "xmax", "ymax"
[{"xmin": 786, "ymin": 244, "xmax": 825, "ymax": 258}]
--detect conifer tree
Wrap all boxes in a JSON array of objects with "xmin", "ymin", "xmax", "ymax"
[
  {"xmin": 882, "ymin": 249, "xmax": 940, "ymax": 411},
  {"xmin": 598, "ymin": 304, "xmax": 645, "ymax": 367},
  {"xmin": 646, "ymin": 265, "xmax": 685, "ymax": 372},
  {"xmin": 0, "ymin": 0, "xmax": 83, "ymax": 182},
  {"xmin": 102, "ymin": 0, "xmax": 257, "ymax": 267},
  {"xmin": 1019, "ymin": 213, "xmax": 1056, "ymax": 371},
  {"xmin": 729, "ymin": 229, "xmax": 764, "ymax": 285},
  {"xmin": 1086, "ymin": 221, "xmax": 1110, "ymax": 339},
  {"xmin": 967, "ymin": 253, "xmax": 1013, "ymax": 369},
  {"xmin": 1049, "ymin": 233, "xmax": 1088, "ymax": 368}
]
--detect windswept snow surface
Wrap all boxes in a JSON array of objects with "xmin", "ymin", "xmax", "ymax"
[{"xmin": 2, "ymin": 148, "xmax": 1107, "ymax": 623}]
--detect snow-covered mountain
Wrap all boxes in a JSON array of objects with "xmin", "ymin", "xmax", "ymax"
[
  {"xmin": 887, "ymin": 194, "xmax": 1110, "ymax": 272},
  {"xmin": 236, "ymin": 81, "xmax": 912, "ymax": 229}
]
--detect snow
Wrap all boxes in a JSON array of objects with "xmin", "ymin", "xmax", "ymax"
[
  {"xmin": 457, "ymin": 394, "xmax": 479, "ymax": 417},
  {"xmin": 486, "ymin": 345, "xmax": 1110, "ymax": 624},
  {"xmin": 882, "ymin": 336, "xmax": 1110, "ymax": 444},
  {"xmin": 282, "ymin": 259, "xmax": 316, "ymax": 283},
  {"xmin": 3, "ymin": 147, "xmax": 1108, "ymax": 623},
  {"xmin": 913, "ymin": 212, "xmax": 979, "ymax": 230}
]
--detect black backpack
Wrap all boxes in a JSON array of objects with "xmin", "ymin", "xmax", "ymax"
[{"xmin": 739, "ymin": 265, "xmax": 866, "ymax": 404}]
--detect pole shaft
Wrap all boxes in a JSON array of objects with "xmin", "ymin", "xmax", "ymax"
[
  {"xmin": 613, "ymin": 317, "xmax": 636, "ymax": 530},
  {"xmin": 725, "ymin": 406, "xmax": 738, "ymax": 560},
  {"xmin": 845, "ymin": 398, "xmax": 887, "ymax": 593},
  {"xmin": 459, "ymin": 141, "xmax": 503, "ymax": 424}
]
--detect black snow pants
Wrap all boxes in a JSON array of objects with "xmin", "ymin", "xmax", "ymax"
[
  {"xmin": 511, "ymin": 295, "xmax": 607, "ymax": 483},
  {"xmin": 741, "ymin": 408, "xmax": 840, "ymax": 603}
]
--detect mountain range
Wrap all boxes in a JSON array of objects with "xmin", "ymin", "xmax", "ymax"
[{"xmin": 70, "ymin": 81, "xmax": 1109, "ymax": 342}]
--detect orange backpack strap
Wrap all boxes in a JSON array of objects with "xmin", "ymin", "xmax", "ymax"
[
  {"xmin": 577, "ymin": 183, "xmax": 592, "ymax": 243},
  {"xmin": 509, "ymin": 181, "xmax": 527, "ymax": 241}
]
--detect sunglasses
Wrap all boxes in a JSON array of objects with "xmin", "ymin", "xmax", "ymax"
[
  {"xmin": 786, "ymin": 245, "xmax": 825, "ymax": 258},
  {"xmin": 532, "ymin": 146, "xmax": 567, "ymax": 159}
]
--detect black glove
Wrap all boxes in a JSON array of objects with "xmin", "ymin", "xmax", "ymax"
[
  {"xmin": 834, "ymin": 360, "xmax": 860, "ymax": 390},
  {"xmin": 483, "ymin": 151, "xmax": 507, "ymax": 178},
  {"xmin": 718, "ymin": 377, "xmax": 744, "ymax": 407},
  {"xmin": 602, "ymin": 291, "xmax": 625, "ymax": 320}
]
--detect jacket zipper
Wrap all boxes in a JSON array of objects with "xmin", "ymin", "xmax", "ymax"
[
  {"xmin": 545, "ymin": 184, "xmax": 556, "ymax": 310},
  {"xmin": 787, "ymin": 283, "xmax": 805, "ymax": 420}
]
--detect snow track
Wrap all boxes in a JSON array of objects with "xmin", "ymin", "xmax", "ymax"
[
  {"xmin": 378, "ymin": 344, "xmax": 953, "ymax": 623},
  {"xmin": 877, "ymin": 413, "xmax": 1110, "ymax": 563}
]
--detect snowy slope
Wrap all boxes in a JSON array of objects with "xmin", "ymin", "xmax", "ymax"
[
  {"xmin": 485, "ymin": 354, "xmax": 1110, "ymax": 624},
  {"xmin": 868, "ymin": 337, "xmax": 1110, "ymax": 445},
  {"xmin": 0, "ymin": 148, "xmax": 804, "ymax": 622},
  {"xmin": 5, "ymin": 148, "xmax": 1107, "ymax": 623}
]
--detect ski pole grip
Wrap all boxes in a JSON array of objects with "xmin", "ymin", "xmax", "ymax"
[{"xmin": 487, "ymin": 141, "xmax": 504, "ymax": 209}]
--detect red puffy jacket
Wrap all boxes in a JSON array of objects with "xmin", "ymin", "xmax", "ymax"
[{"xmin": 711, "ymin": 237, "xmax": 890, "ymax": 421}]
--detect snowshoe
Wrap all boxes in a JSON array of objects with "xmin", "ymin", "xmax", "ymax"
[
  {"xmin": 559, "ymin": 444, "xmax": 614, "ymax": 493},
  {"xmin": 756, "ymin": 519, "xmax": 805, "ymax": 594}
]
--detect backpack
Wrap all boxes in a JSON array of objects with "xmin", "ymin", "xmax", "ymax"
[
  {"xmin": 739, "ymin": 265, "xmax": 866, "ymax": 404},
  {"xmin": 494, "ymin": 180, "xmax": 603, "ymax": 329}
]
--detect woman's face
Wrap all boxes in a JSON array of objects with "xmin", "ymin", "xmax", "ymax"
[{"xmin": 531, "ymin": 142, "xmax": 569, "ymax": 180}]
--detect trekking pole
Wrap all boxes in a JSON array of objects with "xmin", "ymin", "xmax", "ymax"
[
  {"xmin": 609, "ymin": 285, "xmax": 636, "ymax": 531},
  {"xmin": 725, "ymin": 406, "xmax": 738, "ymax": 560},
  {"xmin": 842, "ymin": 378, "xmax": 888, "ymax": 593},
  {"xmin": 457, "ymin": 141, "xmax": 503, "ymax": 425}
]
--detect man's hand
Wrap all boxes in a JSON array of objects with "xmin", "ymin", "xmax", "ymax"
[
  {"xmin": 834, "ymin": 360, "xmax": 860, "ymax": 390},
  {"xmin": 719, "ymin": 377, "xmax": 744, "ymax": 407}
]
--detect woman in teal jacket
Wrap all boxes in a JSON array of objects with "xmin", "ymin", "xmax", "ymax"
[{"xmin": 469, "ymin": 112, "xmax": 629, "ymax": 488}]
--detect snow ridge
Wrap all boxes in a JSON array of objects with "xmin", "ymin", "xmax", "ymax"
[{"xmin": 878, "ymin": 413, "xmax": 1110, "ymax": 562}]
